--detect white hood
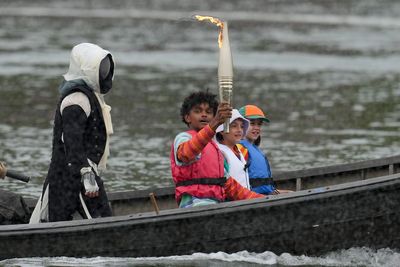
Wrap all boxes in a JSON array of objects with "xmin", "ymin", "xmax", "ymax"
[
  {"xmin": 63, "ymin": 43, "xmax": 114, "ymax": 93},
  {"xmin": 63, "ymin": 43, "xmax": 114, "ymax": 172}
]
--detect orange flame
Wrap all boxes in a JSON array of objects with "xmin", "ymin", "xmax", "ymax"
[{"xmin": 195, "ymin": 15, "xmax": 224, "ymax": 48}]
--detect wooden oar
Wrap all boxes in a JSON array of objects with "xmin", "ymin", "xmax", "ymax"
[{"xmin": 149, "ymin": 193, "xmax": 160, "ymax": 215}]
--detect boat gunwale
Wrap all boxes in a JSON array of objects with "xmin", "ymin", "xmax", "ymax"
[
  {"xmin": 273, "ymin": 154, "xmax": 400, "ymax": 180},
  {"xmin": 107, "ymin": 154, "xmax": 400, "ymax": 201}
]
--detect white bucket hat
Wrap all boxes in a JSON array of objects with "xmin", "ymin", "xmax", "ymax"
[{"xmin": 216, "ymin": 109, "xmax": 249, "ymax": 137}]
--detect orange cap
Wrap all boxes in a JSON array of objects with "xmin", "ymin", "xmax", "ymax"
[{"xmin": 239, "ymin": 105, "xmax": 270, "ymax": 122}]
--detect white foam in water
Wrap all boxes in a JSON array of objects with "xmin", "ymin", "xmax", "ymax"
[
  {"xmin": 2, "ymin": 248, "xmax": 400, "ymax": 267},
  {"xmin": 166, "ymin": 250, "xmax": 278, "ymax": 265}
]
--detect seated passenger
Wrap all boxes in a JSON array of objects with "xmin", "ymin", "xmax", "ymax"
[
  {"xmin": 215, "ymin": 109, "xmax": 251, "ymax": 190},
  {"xmin": 170, "ymin": 91, "xmax": 264, "ymax": 208},
  {"xmin": 238, "ymin": 105, "xmax": 292, "ymax": 194}
]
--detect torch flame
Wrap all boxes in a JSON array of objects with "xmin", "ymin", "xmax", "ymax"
[
  {"xmin": 195, "ymin": 15, "xmax": 224, "ymax": 48},
  {"xmin": 195, "ymin": 15, "xmax": 233, "ymax": 133}
]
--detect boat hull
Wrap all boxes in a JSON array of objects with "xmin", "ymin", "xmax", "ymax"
[{"xmin": 1, "ymin": 174, "xmax": 400, "ymax": 259}]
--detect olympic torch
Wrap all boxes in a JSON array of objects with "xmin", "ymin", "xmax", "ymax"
[
  {"xmin": 195, "ymin": 15, "xmax": 233, "ymax": 133},
  {"xmin": 218, "ymin": 21, "xmax": 233, "ymax": 133}
]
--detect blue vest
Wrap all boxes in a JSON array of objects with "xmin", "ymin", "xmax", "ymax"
[{"xmin": 240, "ymin": 139, "xmax": 275, "ymax": 194}]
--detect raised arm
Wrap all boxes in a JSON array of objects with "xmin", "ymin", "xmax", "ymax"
[{"xmin": 177, "ymin": 125, "xmax": 215, "ymax": 163}]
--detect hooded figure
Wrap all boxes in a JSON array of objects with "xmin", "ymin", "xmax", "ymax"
[{"xmin": 30, "ymin": 43, "xmax": 114, "ymax": 223}]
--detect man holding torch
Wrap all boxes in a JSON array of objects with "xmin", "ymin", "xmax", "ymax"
[{"xmin": 169, "ymin": 16, "xmax": 265, "ymax": 208}]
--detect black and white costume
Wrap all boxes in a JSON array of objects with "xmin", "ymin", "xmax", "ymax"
[{"xmin": 31, "ymin": 43, "xmax": 114, "ymax": 222}]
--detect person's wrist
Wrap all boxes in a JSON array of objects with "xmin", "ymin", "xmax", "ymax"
[
  {"xmin": 203, "ymin": 124, "xmax": 216, "ymax": 137},
  {"xmin": 208, "ymin": 120, "xmax": 219, "ymax": 131},
  {"xmin": 80, "ymin": 167, "xmax": 92, "ymax": 176}
]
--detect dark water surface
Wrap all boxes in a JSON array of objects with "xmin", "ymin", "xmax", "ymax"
[
  {"xmin": 0, "ymin": 0, "xmax": 400, "ymax": 266},
  {"xmin": 1, "ymin": 0, "xmax": 399, "ymax": 197}
]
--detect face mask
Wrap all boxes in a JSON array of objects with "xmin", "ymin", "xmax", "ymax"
[
  {"xmin": 100, "ymin": 57, "xmax": 111, "ymax": 79},
  {"xmin": 99, "ymin": 55, "xmax": 114, "ymax": 94}
]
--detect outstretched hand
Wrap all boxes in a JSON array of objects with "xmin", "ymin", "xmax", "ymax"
[
  {"xmin": 209, "ymin": 102, "xmax": 232, "ymax": 131},
  {"xmin": 0, "ymin": 161, "xmax": 7, "ymax": 179},
  {"xmin": 271, "ymin": 189, "xmax": 280, "ymax": 195}
]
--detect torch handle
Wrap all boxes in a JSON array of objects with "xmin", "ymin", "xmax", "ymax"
[
  {"xmin": 223, "ymin": 121, "xmax": 230, "ymax": 133},
  {"xmin": 222, "ymin": 88, "xmax": 232, "ymax": 133},
  {"xmin": 219, "ymin": 77, "xmax": 233, "ymax": 133}
]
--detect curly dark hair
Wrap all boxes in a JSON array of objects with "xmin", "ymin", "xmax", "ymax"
[{"xmin": 180, "ymin": 90, "xmax": 219, "ymax": 126}]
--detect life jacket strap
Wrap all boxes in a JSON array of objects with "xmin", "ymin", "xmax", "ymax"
[
  {"xmin": 250, "ymin": 177, "xmax": 275, "ymax": 188},
  {"xmin": 176, "ymin": 177, "xmax": 226, "ymax": 187}
]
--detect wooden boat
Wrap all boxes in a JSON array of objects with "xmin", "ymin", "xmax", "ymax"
[{"xmin": 0, "ymin": 155, "xmax": 400, "ymax": 260}]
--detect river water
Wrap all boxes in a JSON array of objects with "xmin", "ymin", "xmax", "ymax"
[{"xmin": 0, "ymin": 0, "xmax": 400, "ymax": 266}]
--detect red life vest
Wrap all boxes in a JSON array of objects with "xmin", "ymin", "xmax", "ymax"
[{"xmin": 170, "ymin": 130, "xmax": 226, "ymax": 204}]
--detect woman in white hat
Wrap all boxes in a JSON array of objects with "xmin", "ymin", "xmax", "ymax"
[{"xmin": 215, "ymin": 109, "xmax": 251, "ymax": 189}]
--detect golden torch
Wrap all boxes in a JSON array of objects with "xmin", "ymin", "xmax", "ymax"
[{"xmin": 195, "ymin": 15, "xmax": 233, "ymax": 133}]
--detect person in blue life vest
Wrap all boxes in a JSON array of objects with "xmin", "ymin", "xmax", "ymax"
[
  {"xmin": 238, "ymin": 105, "xmax": 292, "ymax": 195},
  {"xmin": 30, "ymin": 43, "xmax": 114, "ymax": 223}
]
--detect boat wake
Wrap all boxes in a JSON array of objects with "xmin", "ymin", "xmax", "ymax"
[{"xmin": 1, "ymin": 247, "xmax": 399, "ymax": 267}]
